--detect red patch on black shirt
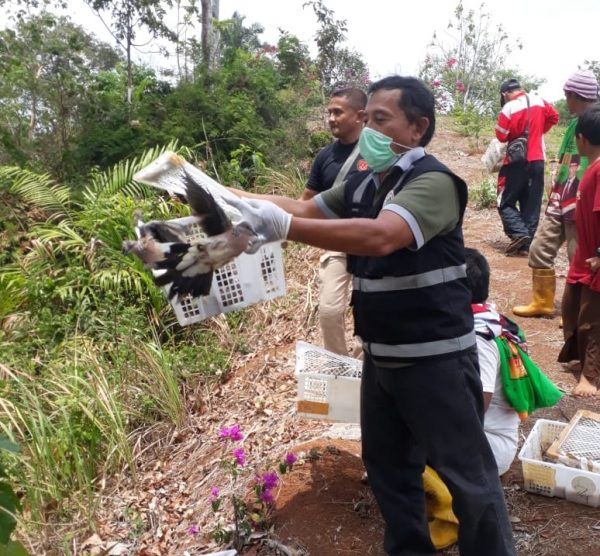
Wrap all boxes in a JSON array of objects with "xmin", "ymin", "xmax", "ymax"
[{"xmin": 357, "ymin": 159, "xmax": 369, "ymax": 171}]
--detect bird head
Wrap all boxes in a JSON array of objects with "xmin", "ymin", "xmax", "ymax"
[{"xmin": 122, "ymin": 240, "xmax": 138, "ymax": 255}]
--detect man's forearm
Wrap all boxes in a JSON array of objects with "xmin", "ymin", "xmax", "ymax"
[
  {"xmin": 287, "ymin": 212, "xmax": 414, "ymax": 256},
  {"xmin": 227, "ymin": 186, "xmax": 324, "ymax": 218}
]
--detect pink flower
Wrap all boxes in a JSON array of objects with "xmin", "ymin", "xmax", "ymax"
[
  {"xmin": 258, "ymin": 471, "xmax": 279, "ymax": 490},
  {"xmin": 210, "ymin": 486, "xmax": 220, "ymax": 499},
  {"xmin": 432, "ymin": 79, "xmax": 441, "ymax": 88},
  {"xmin": 187, "ymin": 525, "xmax": 200, "ymax": 535},
  {"xmin": 260, "ymin": 489, "xmax": 275, "ymax": 504},
  {"xmin": 455, "ymin": 80, "xmax": 465, "ymax": 93},
  {"xmin": 219, "ymin": 424, "xmax": 244, "ymax": 442},
  {"xmin": 447, "ymin": 57, "xmax": 457, "ymax": 67},
  {"xmin": 233, "ymin": 447, "xmax": 246, "ymax": 467},
  {"xmin": 284, "ymin": 452, "xmax": 297, "ymax": 466}
]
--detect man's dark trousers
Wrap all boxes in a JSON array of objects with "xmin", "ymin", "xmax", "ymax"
[
  {"xmin": 498, "ymin": 160, "xmax": 545, "ymax": 243},
  {"xmin": 361, "ymin": 349, "xmax": 517, "ymax": 556}
]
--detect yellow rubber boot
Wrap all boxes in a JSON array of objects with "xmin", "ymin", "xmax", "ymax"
[
  {"xmin": 512, "ymin": 268, "xmax": 556, "ymax": 318},
  {"xmin": 423, "ymin": 466, "xmax": 458, "ymax": 549}
]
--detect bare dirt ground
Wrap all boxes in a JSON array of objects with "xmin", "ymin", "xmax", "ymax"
[{"xmin": 90, "ymin": 124, "xmax": 600, "ymax": 556}]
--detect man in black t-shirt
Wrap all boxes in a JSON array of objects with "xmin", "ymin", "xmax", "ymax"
[{"xmin": 301, "ymin": 87, "xmax": 368, "ymax": 355}]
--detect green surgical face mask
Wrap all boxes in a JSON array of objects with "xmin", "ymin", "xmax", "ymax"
[{"xmin": 358, "ymin": 127, "xmax": 412, "ymax": 172}]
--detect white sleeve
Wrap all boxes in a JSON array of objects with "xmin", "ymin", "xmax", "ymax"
[{"xmin": 476, "ymin": 335, "xmax": 500, "ymax": 393}]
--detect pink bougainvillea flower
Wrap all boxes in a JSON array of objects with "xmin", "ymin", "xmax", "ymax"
[
  {"xmin": 187, "ymin": 525, "xmax": 200, "ymax": 535},
  {"xmin": 233, "ymin": 447, "xmax": 246, "ymax": 467},
  {"xmin": 210, "ymin": 486, "xmax": 220, "ymax": 499},
  {"xmin": 447, "ymin": 57, "xmax": 457, "ymax": 67},
  {"xmin": 284, "ymin": 452, "xmax": 297, "ymax": 466}
]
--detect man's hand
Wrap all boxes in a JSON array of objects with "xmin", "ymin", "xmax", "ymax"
[
  {"xmin": 225, "ymin": 197, "xmax": 292, "ymax": 253},
  {"xmin": 586, "ymin": 256, "xmax": 600, "ymax": 273}
]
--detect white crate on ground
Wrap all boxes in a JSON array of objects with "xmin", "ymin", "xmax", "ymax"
[
  {"xmin": 295, "ymin": 340, "xmax": 362, "ymax": 423},
  {"xmin": 518, "ymin": 419, "xmax": 600, "ymax": 507},
  {"xmin": 158, "ymin": 216, "xmax": 286, "ymax": 326}
]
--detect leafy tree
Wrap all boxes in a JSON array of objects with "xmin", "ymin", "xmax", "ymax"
[
  {"xmin": 580, "ymin": 60, "xmax": 600, "ymax": 89},
  {"xmin": 419, "ymin": 1, "xmax": 540, "ymax": 116},
  {"xmin": 215, "ymin": 11, "xmax": 265, "ymax": 66},
  {"xmin": 0, "ymin": 13, "xmax": 120, "ymax": 176},
  {"xmin": 304, "ymin": 0, "xmax": 369, "ymax": 95},
  {"xmin": 84, "ymin": 0, "xmax": 176, "ymax": 104},
  {"xmin": 276, "ymin": 30, "xmax": 311, "ymax": 85},
  {"xmin": 71, "ymin": 64, "xmax": 174, "ymax": 173}
]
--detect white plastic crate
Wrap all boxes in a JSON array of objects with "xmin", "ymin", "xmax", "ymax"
[
  {"xmin": 518, "ymin": 419, "xmax": 600, "ymax": 507},
  {"xmin": 295, "ymin": 341, "xmax": 362, "ymax": 423},
  {"xmin": 157, "ymin": 216, "xmax": 286, "ymax": 326}
]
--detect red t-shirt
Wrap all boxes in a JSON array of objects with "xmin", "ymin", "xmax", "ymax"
[{"xmin": 567, "ymin": 158, "xmax": 600, "ymax": 291}]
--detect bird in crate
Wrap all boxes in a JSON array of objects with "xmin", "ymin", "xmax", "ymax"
[{"xmin": 122, "ymin": 170, "xmax": 257, "ymax": 299}]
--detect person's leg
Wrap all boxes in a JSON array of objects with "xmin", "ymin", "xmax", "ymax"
[
  {"xmin": 574, "ymin": 286, "xmax": 600, "ymax": 396},
  {"xmin": 370, "ymin": 351, "xmax": 516, "ymax": 556},
  {"xmin": 565, "ymin": 221, "xmax": 578, "ymax": 264},
  {"xmin": 520, "ymin": 161, "xmax": 546, "ymax": 241},
  {"xmin": 527, "ymin": 214, "xmax": 565, "ymax": 269},
  {"xmin": 513, "ymin": 214, "xmax": 562, "ymax": 317},
  {"xmin": 318, "ymin": 251, "xmax": 351, "ymax": 355},
  {"xmin": 558, "ymin": 282, "xmax": 584, "ymax": 392},
  {"xmin": 497, "ymin": 162, "xmax": 530, "ymax": 242},
  {"xmin": 361, "ymin": 354, "xmax": 435, "ymax": 555}
]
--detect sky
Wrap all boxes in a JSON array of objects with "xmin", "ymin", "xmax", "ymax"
[
  {"xmin": 40, "ymin": 0, "xmax": 599, "ymax": 103},
  {"xmin": 217, "ymin": 0, "xmax": 600, "ymax": 103}
]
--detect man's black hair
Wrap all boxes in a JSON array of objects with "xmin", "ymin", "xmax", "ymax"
[
  {"xmin": 331, "ymin": 86, "xmax": 368, "ymax": 110},
  {"xmin": 368, "ymin": 75, "xmax": 436, "ymax": 146},
  {"xmin": 464, "ymin": 247, "xmax": 490, "ymax": 304},
  {"xmin": 575, "ymin": 105, "xmax": 600, "ymax": 146}
]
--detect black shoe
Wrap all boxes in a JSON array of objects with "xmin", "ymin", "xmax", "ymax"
[{"xmin": 505, "ymin": 235, "xmax": 530, "ymax": 255}]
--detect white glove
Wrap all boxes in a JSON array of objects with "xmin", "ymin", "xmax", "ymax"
[{"xmin": 225, "ymin": 197, "xmax": 292, "ymax": 253}]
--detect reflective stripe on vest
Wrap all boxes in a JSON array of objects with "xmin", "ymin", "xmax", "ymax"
[
  {"xmin": 352, "ymin": 264, "xmax": 466, "ymax": 292},
  {"xmin": 364, "ymin": 330, "xmax": 476, "ymax": 358}
]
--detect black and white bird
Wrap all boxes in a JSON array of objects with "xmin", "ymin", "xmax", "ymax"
[{"xmin": 123, "ymin": 170, "xmax": 256, "ymax": 299}]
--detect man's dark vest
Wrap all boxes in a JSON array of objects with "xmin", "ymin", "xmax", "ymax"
[{"xmin": 345, "ymin": 154, "xmax": 475, "ymax": 363}]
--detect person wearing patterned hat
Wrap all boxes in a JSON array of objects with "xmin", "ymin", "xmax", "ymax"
[
  {"xmin": 495, "ymin": 79, "xmax": 559, "ymax": 256},
  {"xmin": 513, "ymin": 70, "xmax": 599, "ymax": 321}
]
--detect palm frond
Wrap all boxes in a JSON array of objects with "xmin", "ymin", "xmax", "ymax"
[
  {"xmin": 0, "ymin": 166, "xmax": 72, "ymax": 220},
  {"xmin": 82, "ymin": 141, "xmax": 180, "ymax": 202}
]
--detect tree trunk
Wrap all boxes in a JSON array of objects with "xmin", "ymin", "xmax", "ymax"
[
  {"xmin": 210, "ymin": 0, "xmax": 220, "ymax": 67},
  {"xmin": 200, "ymin": 0, "xmax": 211, "ymax": 67},
  {"xmin": 200, "ymin": 0, "xmax": 220, "ymax": 69}
]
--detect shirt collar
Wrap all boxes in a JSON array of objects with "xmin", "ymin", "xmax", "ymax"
[
  {"xmin": 394, "ymin": 146, "xmax": 426, "ymax": 171},
  {"xmin": 372, "ymin": 146, "xmax": 426, "ymax": 188}
]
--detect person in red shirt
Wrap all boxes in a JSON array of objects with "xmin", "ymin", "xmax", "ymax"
[
  {"xmin": 558, "ymin": 106, "xmax": 600, "ymax": 396},
  {"xmin": 495, "ymin": 79, "xmax": 559, "ymax": 255}
]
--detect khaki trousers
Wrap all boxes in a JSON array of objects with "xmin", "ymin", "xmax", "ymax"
[
  {"xmin": 528, "ymin": 214, "xmax": 577, "ymax": 268},
  {"xmin": 318, "ymin": 251, "xmax": 353, "ymax": 356}
]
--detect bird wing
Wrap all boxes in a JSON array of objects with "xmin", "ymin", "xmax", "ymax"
[
  {"xmin": 141, "ymin": 220, "xmax": 188, "ymax": 243},
  {"xmin": 182, "ymin": 170, "xmax": 231, "ymax": 236}
]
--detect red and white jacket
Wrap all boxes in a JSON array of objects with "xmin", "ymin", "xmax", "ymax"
[{"xmin": 495, "ymin": 91, "xmax": 559, "ymax": 163}]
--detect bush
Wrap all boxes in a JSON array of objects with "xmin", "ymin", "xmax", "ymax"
[{"xmin": 469, "ymin": 176, "xmax": 497, "ymax": 210}]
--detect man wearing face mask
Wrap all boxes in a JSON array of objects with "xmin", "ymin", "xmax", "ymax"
[{"xmin": 227, "ymin": 75, "xmax": 516, "ymax": 556}]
